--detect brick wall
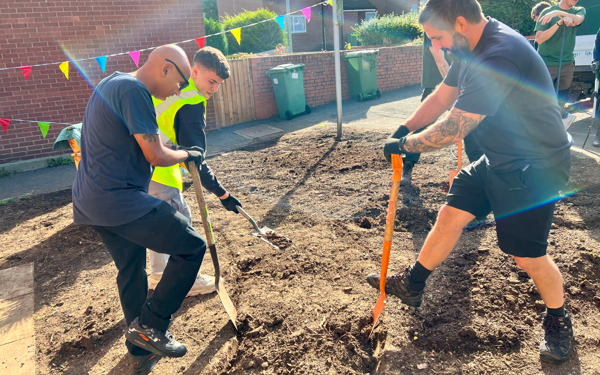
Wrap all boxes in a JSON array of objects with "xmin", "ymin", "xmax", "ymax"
[
  {"xmin": 250, "ymin": 44, "xmax": 422, "ymax": 120},
  {"xmin": 0, "ymin": 0, "xmax": 209, "ymax": 164}
]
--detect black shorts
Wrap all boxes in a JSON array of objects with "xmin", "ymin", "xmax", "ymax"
[{"xmin": 447, "ymin": 155, "xmax": 571, "ymax": 258}]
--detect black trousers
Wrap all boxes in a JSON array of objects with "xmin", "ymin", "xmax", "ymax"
[
  {"xmin": 91, "ymin": 201, "xmax": 206, "ymax": 355},
  {"xmin": 404, "ymin": 87, "xmax": 484, "ymax": 166}
]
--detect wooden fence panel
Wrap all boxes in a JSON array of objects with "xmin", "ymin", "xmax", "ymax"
[{"xmin": 213, "ymin": 59, "xmax": 256, "ymax": 128}]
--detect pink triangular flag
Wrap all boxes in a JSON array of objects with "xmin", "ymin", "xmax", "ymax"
[
  {"xmin": 20, "ymin": 66, "xmax": 32, "ymax": 81},
  {"xmin": 301, "ymin": 7, "xmax": 311, "ymax": 22},
  {"xmin": 129, "ymin": 51, "xmax": 141, "ymax": 67},
  {"xmin": 195, "ymin": 37, "xmax": 205, "ymax": 49},
  {"xmin": 0, "ymin": 118, "xmax": 9, "ymax": 134}
]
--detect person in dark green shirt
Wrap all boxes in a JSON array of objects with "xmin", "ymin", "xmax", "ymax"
[{"xmin": 534, "ymin": 0, "xmax": 586, "ymax": 130}]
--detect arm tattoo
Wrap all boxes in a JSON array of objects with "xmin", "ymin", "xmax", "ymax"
[
  {"xmin": 403, "ymin": 108, "xmax": 486, "ymax": 153},
  {"xmin": 142, "ymin": 134, "xmax": 159, "ymax": 143}
]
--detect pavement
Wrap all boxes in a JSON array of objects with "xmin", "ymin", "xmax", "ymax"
[{"xmin": 0, "ymin": 84, "xmax": 598, "ymax": 202}]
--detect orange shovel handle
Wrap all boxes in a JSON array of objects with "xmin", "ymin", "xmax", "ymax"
[{"xmin": 457, "ymin": 140, "xmax": 462, "ymax": 170}]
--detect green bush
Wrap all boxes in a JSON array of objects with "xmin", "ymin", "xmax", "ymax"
[
  {"xmin": 222, "ymin": 8, "xmax": 286, "ymax": 54},
  {"xmin": 204, "ymin": 18, "xmax": 228, "ymax": 55},
  {"xmin": 479, "ymin": 0, "xmax": 559, "ymax": 36},
  {"xmin": 353, "ymin": 12, "xmax": 423, "ymax": 46}
]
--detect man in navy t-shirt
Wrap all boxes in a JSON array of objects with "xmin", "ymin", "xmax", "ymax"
[
  {"xmin": 368, "ymin": 0, "xmax": 574, "ymax": 365},
  {"xmin": 72, "ymin": 44, "xmax": 206, "ymax": 373}
]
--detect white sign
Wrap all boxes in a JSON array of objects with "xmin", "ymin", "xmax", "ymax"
[
  {"xmin": 292, "ymin": 73, "xmax": 298, "ymax": 79},
  {"xmin": 273, "ymin": 78, "xmax": 278, "ymax": 84},
  {"xmin": 574, "ymin": 35, "xmax": 595, "ymax": 67}
]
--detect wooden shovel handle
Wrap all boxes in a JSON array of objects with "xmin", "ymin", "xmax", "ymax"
[{"xmin": 457, "ymin": 140, "xmax": 462, "ymax": 170}]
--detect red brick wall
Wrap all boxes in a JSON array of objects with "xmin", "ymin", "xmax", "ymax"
[
  {"xmin": 0, "ymin": 0, "xmax": 209, "ymax": 164},
  {"xmin": 250, "ymin": 44, "xmax": 422, "ymax": 120}
]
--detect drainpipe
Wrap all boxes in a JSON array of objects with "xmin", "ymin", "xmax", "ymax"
[
  {"xmin": 286, "ymin": 0, "xmax": 293, "ymax": 53},
  {"xmin": 322, "ymin": 3, "xmax": 326, "ymax": 50}
]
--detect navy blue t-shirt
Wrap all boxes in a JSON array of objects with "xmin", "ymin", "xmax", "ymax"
[
  {"xmin": 72, "ymin": 72, "xmax": 162, "ymax": 226},
  {"xmin": 444, "ymin": 18, "xmax": 572, "ymax": 172}
]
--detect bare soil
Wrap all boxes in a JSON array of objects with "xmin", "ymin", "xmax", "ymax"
[{"xmin": 1, "ymin": 125, "xmax": 599, "ymax": 375}]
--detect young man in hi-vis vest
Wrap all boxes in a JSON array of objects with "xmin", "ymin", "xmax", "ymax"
[{"xmin": 149, "ymin": 47, "xmax": 242, "ymax": 297}]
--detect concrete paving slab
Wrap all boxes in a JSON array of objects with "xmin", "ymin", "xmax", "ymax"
[
  {"xmin": 0, "ymin": 263, "xmax": 34, "ymax": 375},
  {"xmin": 233, "ymin": 125, "xmax": 283, "ymax": 140},
  {"xmin": 0, "ymin": 263, "xmax": 34, "ymax": 300}
]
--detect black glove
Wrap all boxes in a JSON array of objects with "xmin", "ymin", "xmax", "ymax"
[
  {"xmin": 180, "ymin": 145, "xmax": 205, "ymax": 166},
  {"xmin": 220, "ymin": 193, "xmax": 241, "ymax": 213},
  {"xmin": 383, "ymin": 137, "xmax": 407, "ymax": 162},
  {"xmin": 592, "ymin": 60, "xmax": 599, "ymax": 73},
  {"xmin": 390, "ymin": 125, "xmax": 410, "ymax": 139}
]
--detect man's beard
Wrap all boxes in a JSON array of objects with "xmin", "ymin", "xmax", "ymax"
[{"xmin": 443, "ymin": 32, "xmax": 471, "ymax": 60}]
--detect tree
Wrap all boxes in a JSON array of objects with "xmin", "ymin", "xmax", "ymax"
[
  {"xmin": 202, "ymin": 0, "xmax": 218, "ymax": 21},
  {"xmin": 222, "ymin": 8, "xmax": 286, "ymax": 54}
]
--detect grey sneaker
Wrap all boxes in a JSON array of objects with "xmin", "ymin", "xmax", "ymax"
[
  {"xmin": 562, "ymin": 113, "xmax": 576, "ymax": 130},
  {"xmin": 592, "ymin": 136, "xmax": 600, "ymax": 147},
  {"xmin": 132, "ymin": 352, "xmax": 162, "ymax": 375},
  {"xmin": 539, "ymin": 310, "xmax": 574, "ymax": 364},
  {"xmin": 366, "ymin": 268, "xmax": 423, "ymax": 307},
  {"xmin": 125, "ymin": 317, "xmax": 187, "ymax": 358}
]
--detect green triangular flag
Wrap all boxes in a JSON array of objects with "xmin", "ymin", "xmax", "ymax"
[{"xmin": 38, "ymin": 121, "xmax": 50, "ymax": 138}]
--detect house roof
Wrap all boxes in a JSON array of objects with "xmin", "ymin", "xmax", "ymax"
[{"xmin": 343, "ymin": 0, "xmax": 377, "ymax": 11}]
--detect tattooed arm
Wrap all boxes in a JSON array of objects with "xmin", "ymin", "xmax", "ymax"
[
  {"xmin": 133, "ymin": 133, "xmax": 189, "ymax": 167},
  {"xmin": 403, "ymin": 108, "xmax": 486, "ymax": 153}
]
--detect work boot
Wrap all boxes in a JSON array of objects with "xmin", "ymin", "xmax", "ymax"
[
  {"xmin": 539, "ymin": 310, "xmax": 574, "ymax": 364},
  {"xmin": 149, "ymin": 273, "xmax": 216, "ymax": 297},
  {"xmin": 593, "ymin": 130, "xmax": 600, "ymax": 147},
  {"xmin": 400, "ymin": 162, "xmax": 414, "ymax": 186},
  {"xmin": 561, "ymin": 113, "xmax": 576, "ymax": 130},
  {"xmin": 132, "ymin": 352, "xmax": 162, "ymax": 375},
  {"xmin": 125, "ymin": 317, "xmax": 187, "ymax": 358},
  {"xmin": 366, "ymin": 268, "xmax": 423, "ymax": 307}
]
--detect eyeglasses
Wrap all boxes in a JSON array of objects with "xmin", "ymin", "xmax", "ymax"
[{"xmin": 165, "ymin": 58, "xmax": 189, "ymax": 91}]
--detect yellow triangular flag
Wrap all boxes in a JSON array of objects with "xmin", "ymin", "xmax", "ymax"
[
  {"xmin": 328, "ymin": 0, "xmax": 333, "ymax": 5},
  {"xmin": 59, "ymin": 61, "xmax": 69, "ymax": 80},
  {"xmin": 230, "ymin": 28, "xmax": 241, "ymax": 45}
]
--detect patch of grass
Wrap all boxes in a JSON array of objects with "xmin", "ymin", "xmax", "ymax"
[
  {"xmin": 0, "ymin": 168, "xmax": 17, "ymax": 178},
  {"xmin": 0, "ymin": 198, "xmax": 14, "ymax": 205},
  {"xmin": 47, "ymin": 156, "xmax": 74, "ymax": 168}
]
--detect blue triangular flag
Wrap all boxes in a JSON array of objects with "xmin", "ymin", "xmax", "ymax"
[
  {"xmin": 95, "ymin": 56, "xmax": 107, "ymax": 73},
  {"xmin": 275, "ymin": 16, "xmax": 285, "ymax": 30}
]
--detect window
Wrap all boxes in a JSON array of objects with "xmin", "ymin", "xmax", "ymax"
[
  {"xmin": 365, "ymin": 11, "xmax": 376, "ymax": 22},
  {"xmin": 291, "ymin": 15, "xmax": 306, "ymax": 33},
  {"xmin": 411, "ymin": 4, "xmax": 418, "ymax": 13}
]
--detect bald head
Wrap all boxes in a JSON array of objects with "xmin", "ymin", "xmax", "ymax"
[{"xmin": 136, "ymin": 44, "xmax": 192, "ymax": 101}]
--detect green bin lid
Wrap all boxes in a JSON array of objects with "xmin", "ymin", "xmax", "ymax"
[
  {"xmin": 53, "ymin": 123, "xmax": 82, "ymax": 151},
  {"xmin": 266, "ymin": 63, "xmax": 305, "ymax": 76},
  {"xmin": 344, "ymin": 49, "xmax": 379, "ymax": 59}
]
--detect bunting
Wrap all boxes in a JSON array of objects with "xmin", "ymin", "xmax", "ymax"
[
  {"xmin": 0, "ymin": 119, "xmax": 9, "ymax": 134},
  {"xmin": 129, "ymin": 51, "xmax": 141, "ymax": 67},
  {"xmin": 38, "ymin": 122, "xmax": 50, "ymax": 139},
  {"xmin": 301, "ymin": 7, "xmax": 311, "ymax": 22},
  {"xmin": 95, "ymin": 56, "xmax": 107, "ymax": 73},
  {"xmin": 59, "ymin": 61, "xmax": 69, "ymax": 79},
  {"xmin": 20, "ymin": 66, "xmax": 32, "ymax": 81},
  {"xmin": 195, "ymin": 37, "xmax": 206, "ymax": 49},
  {"xmin": 275, "ymin": 16, "xmax": 285, "ymax": 30},
  {"xmin": 230, "ymin": 28, "xmax": 241, "ymax": 45}
]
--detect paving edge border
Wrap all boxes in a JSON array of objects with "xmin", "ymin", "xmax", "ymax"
[{"xmin": 0, "ymin": 153, "xmax": 74, "ymax": 174}]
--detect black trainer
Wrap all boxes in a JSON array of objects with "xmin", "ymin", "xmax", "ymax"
[
  {"xmin": 366, "ymin": 268, "xmax": 423, "ymax": 307},
  {"xmin": 132, "ymin": 352, "xmax": 162, "ymax": 375},
  {"xmin": 125, "ymin": 317, "xmax": 187, "ymax": 358},
  {"xmin": 539, "ymin": 310, "xmax": 574, "ymax": 364}
]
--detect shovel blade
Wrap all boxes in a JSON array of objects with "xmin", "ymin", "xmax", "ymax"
[
  {"xmin": 371, "ymin": 294, "xmax": 386, "ymax": 335},
  {"xmin": 215, "ymin": 280, "xmax": 238, "ymax": 330}
]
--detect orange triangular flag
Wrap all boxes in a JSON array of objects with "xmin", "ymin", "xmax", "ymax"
[
  {"xmin": 195, "ymin": 37, "xmax": 205, "ymax": 49},
  {"xmin": 230, "ymin": 28, "xmax": 241, "ymax": 45},
  {"xmin": 0, "ymin": 118, "xmax": 9, "ymax": 134},
  {"xmin": 20, "ymin": 66, "xmax": 32, "ymax": 81}
]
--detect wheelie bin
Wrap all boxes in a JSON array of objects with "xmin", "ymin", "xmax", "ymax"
[
  {"xmin": 343, "ymin": 50, "xmax": 381, "ymax": 102},
  {"xmin": 265, "ymin": 63, "xmax": 311, "ymax": 120}
]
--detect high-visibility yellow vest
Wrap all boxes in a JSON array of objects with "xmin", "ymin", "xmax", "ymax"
[{"xmin": 151, "ymin": 79, "xmax": 206, "ymax": 191}]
